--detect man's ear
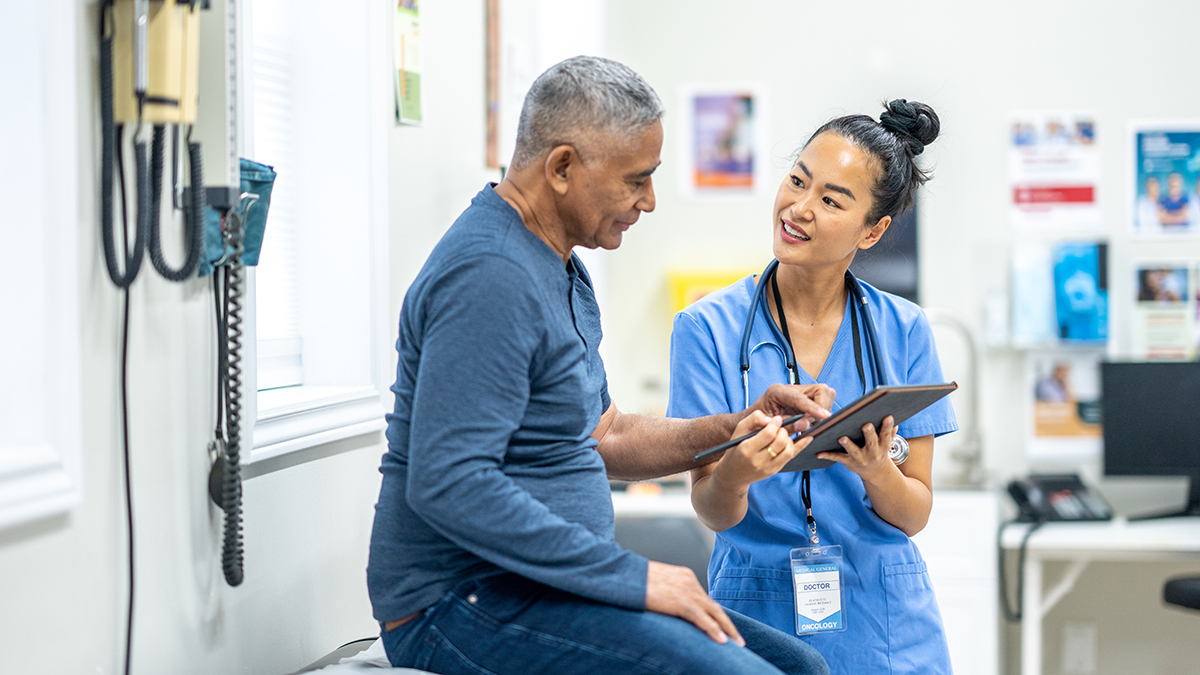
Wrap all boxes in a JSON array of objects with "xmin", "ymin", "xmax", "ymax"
[
  {"xmin": 858, "ymin": 214, "xmax": 891, "ymax": 251},
  {"xmin": 544, "ymin": 144, "xmax": 578, "ymax": 196}
]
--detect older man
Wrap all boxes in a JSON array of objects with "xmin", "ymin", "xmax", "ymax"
[{"xmin": 368, "ymin": 56, "xmax": 831, "ymax": 675}]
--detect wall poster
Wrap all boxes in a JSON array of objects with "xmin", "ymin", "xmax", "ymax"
[
  {"xmin": 1132, "ymin": 262, "xmax": 1200, "ymax": 360},
  {"xmin": 1026, "ymin": 349, "xmax": 1103, "ymax": 461},
  {"xmin": 1009, "ymin": 111, "xmax": 1100, "ymax": 229},
  {"xmin": 394, "ymin": 0, "xmax": 422, "ymax": 125},
  {"xmin": 678, "ymin": 84, "xmax": 769, "ymax": 199},
  {"xmin": 1131, "ymin": 122, "xmax": 1200, "ymax": 236}
]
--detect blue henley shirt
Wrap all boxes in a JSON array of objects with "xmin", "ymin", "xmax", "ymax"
[{"xmin": 367, "ymin": 185, "xmax": 648, "ymax": 623}]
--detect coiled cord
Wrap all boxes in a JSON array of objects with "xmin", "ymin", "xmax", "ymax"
[
  {"xmin": 148, "ymin": 126, "xmax": 206, "ymax": 280},
  {"xmin": 99, "ymin": 5, "xmax": 147, "ymax": 289},
  {"xmin": 221, "ymin": 210, "xmax": 246, "ymax": 587}
]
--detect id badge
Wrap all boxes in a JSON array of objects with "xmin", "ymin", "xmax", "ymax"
[{"xmin": 790, "ymin": 545, "xmax": 846, "ymax": 635}]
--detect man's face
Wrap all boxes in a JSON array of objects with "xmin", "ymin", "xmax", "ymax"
[{"xmin": 559, "ymin": 121, "xmax": 662, "ymax": 251}]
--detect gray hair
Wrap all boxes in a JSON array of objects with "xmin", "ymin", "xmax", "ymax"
[{"xmin": 511, "ymin": 56, "xmax": 664, "ymax": 169}]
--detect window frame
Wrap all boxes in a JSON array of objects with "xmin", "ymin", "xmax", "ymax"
[{"xmin": 237, "ymin": 0, "xmax": 392, "ymax": 467}]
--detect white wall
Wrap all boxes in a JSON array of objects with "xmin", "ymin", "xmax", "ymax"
[
  {"xmin": 0, "ymin": 2, "xmax": 426, "ymax": 673},
  {"xmin": 600, "ymin": 1, "xmax": 1200, "ymax": 673}
]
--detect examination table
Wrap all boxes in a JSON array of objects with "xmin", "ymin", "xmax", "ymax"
[{"xmin": 291, "ymin": 637, "xmax": 432, "ymax": 674}]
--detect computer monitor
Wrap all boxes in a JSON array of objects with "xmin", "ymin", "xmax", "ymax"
[
  {"xmin": 1100, "ymin": 361, "xmax": 1200, "ymax": 518},
  {"xmin": 850, "ymin": 206, "xmax": 918, "ymax": 304}
]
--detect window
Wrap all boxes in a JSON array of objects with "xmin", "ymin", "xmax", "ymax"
[{"xmin": 240, "ymin": 0, "xmax": 391, "ymax": 465}]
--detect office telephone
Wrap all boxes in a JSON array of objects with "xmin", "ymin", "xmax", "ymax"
[{"xmin": 1006, "ymin": 473, "xmax": 1113, "ymax": 522}]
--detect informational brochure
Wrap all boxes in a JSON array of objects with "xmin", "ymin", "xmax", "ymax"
[
  {"xmin": 1131, "ymin": 122, "xmax": 1200, "ymax": 236},
  {"xmin": 1009, "ymin": 111, "xmax": 1100, "ymax": 229},
  {"xmin": 1026, "ymin": 349, "xmax": 1103, "ymax": 461},
  {"xmin": 1011, "ymin": 241, "xmax": 1108, "ymax": 346},
  {"xmin": 1132, "ymin": 262, "xmax": 1199, "ymax": 360},
  {"xmin": 678, "ymin": 84, "xmax": 769, "ymax": 199}
]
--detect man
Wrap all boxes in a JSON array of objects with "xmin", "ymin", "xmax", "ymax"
[{"xmin": 368, "ymin": 56, "xmax": 832, "ymax": 675}]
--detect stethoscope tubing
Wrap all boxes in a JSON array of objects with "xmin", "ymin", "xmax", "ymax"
[{"xmin": 739, "ymin": 259, "xmax": 887, "ymax": 408}]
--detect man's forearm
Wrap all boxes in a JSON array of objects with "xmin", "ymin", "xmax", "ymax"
[{"xmin": 597, "ymin": 409, "xmax": 742, "ymax": 481}]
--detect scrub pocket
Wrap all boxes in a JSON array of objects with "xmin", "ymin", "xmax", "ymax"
[
  {"xmin": 708, "ymin": 566, "xmax": 795, "ymax": 634},
  {"xmin": 882, "ymin": 560, "xmax": 952, "ymax": 675}
]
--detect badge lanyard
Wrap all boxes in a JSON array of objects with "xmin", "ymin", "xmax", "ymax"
[{"xmin": 770, "ymin": 271, "xmax": 851, "ymax": 635}]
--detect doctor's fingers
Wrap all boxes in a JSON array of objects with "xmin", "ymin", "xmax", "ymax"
[{"xmin": 731, "ymin": 410, "xmax": 774, "ymax": 438}]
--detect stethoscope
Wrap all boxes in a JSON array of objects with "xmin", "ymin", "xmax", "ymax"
[
  {"xmin": 738, "ymin": 258, "xmax": 899, "ymax": 545},
  {"xmin": 739, "ymin": 259, "xmax": 887, "ymax": 410}
]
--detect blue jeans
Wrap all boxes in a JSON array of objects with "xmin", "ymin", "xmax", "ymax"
[{"xmin": 381, "ymin": 572, "xmax": 828, "ymax": 675}]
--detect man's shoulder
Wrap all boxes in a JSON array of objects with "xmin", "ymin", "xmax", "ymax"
[{"xmin": 415, "ymin": 187, "xmax": 556, "ymax": 293}]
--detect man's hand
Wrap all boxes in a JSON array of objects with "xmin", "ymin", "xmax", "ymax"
[
  {"xmin": 746, "ymin": 383, "xmax": 835, "ymax": 432},
  {"xmin": 645, "ymin": 561, "xmax": 744, "ymax": 646}
]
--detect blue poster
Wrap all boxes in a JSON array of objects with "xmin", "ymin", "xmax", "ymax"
[
  {"xmin": 1053, "ymin": 243, "xmax": 1107, "ymax": 343},
  {"xmin": 1134, "ymin": 129, "xmax": 1200, "ymax": 236}
]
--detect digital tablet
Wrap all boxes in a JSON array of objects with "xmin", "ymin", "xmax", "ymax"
[{"xmin": 779, "ymin": 383, "xmax": 957, "ymax": 472}]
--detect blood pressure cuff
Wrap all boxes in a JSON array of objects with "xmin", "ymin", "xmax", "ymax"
[{"xmin": 198, "ymin": 158, "xmax": 276, "ymax": 277}]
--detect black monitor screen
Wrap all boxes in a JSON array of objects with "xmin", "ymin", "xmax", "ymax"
[
  {"xmin": 850, "ymin": 206, "xmax": 917, "ymax": 304},
  {"xmin": 1101, "ymin": 361, "xmax": 1200, "ymax": 477}
]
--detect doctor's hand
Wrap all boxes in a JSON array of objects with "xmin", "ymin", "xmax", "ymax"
[
  {"xmin": 819, "ymin": 415, "xmax": 898, "ymax": 481},
  {"xmin": 747, "ymin": 383, "xmax": 835, "ymax": 433},
  {"xmin": 712, "ymin": 411, "xmax": 810, "ymax": 489},
  {"xmin": 645, "ymin": 560, "xmax": 745, "ymax": 647}
]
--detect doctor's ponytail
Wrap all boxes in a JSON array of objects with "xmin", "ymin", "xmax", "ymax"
[{"xmin": 803, "ymin": 99, "xmax": 940, "ymax": 226}]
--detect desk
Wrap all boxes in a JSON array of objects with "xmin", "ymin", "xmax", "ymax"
[{"xmin": 1000, "ymin": 517, "xmax": 1200, "ymax": 675}]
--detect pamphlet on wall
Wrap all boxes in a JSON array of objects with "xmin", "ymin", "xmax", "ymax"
[
  {"xmin": 1009, "ymin": 111, "xmax": 1100, "ymax": 230},
  {"xmin": 1132, "ymin": 262, "xmax": 1200, "ymax": 360},
  {"xmin": 1053, "ymin": 242, "xmax": 1108, "ymax": 343},
  {"xmin": 1130, "ymin": 122, "xmax": 1200, "ymax": 237},
  {"xmin": 1011, "ymin": 241, "xmax": 1108, "ymax": 345},
  {"xmin": 1026, "ymin": 349, "xmax": 1103, "ymax": 461}
]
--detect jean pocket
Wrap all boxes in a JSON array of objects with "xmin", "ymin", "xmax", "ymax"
[
  {"xmin": 418, "ymin": 625, "xmax": 500, "ymax": 675},
  {"xmin": 882, "ymin": 560, "xmax": 951, "ymax": 675},
  {"xmin": 453, "ymin": 572, "xmax": 548, "ymax": 626}
]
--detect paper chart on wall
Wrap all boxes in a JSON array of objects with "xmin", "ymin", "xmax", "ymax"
[
  {"xmin": 1131, "ymin": 122, "xmax": 1200, "ymax": 237},
  {"xmin": 394, "ymin": 0, "xmax": 422, "ymax": 125},
  {"xmin": 1009, "ymin": 111, "xmax": 1100, "ymax": 229},
  {"xmin": 1132, "ymin": 262, "xmax": 1200, "ymax": 360}
]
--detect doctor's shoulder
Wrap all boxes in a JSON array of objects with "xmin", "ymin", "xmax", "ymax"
[{"xmin": 854, "ymin": 279, "xmax": 932, "ymax": 338}]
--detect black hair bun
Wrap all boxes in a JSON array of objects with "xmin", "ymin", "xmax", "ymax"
[{"xmin": 878, "ymin": 99, "xmax": 940, "ymax": 156}]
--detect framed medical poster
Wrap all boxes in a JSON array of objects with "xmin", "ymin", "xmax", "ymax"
[
  {"xmin": 393, "ymin": 0, "xmax": 422, "ymax": 125},
  {"xmin": 1130, "ymin": 121, "xmax": 1200, "ymax": 236},
  {"xmin": 1009, "ymin": 111, "xmax": 1100, "ymax": 230},
  {"xmin": 677, "ymin": 83, "xmax": 770, "ymax": 199}
]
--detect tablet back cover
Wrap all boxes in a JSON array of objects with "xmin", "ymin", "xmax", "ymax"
[{"xmin": 781, "ymin": 383, "xmax": 957, "ymax": 473}]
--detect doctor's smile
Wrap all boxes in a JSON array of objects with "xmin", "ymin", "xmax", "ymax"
[{"xmin": 780, "ymin": 219, "xmax": 811, "ymax": 242}]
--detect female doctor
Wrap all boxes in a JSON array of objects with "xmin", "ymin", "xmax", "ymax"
[{"xmin": 667, "ymin": 100, "xmax": 957, "ymax": 675}]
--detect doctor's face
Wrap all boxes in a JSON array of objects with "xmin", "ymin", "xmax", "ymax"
[
  {"xmin": 560, "ymin": 121, "xmax": 661, "ymax": 252},
  {"xmin": 772, "ymin": 132, "xmax": 888, "ymax": 269}
]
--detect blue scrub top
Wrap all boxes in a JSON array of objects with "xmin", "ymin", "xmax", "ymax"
[{"xmin": 667, "ymin": 273, "xmax": 958, "ymax": 675}]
